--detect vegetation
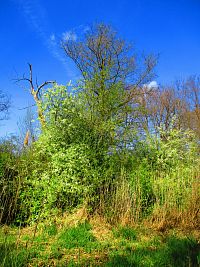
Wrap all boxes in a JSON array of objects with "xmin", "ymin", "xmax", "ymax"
[
  {"xmin": 0, "ymin": 23, "xmax": 199, "ymax": 266},
  {"xmin": 0, "ymin": 218, "xmax": 199, "ymax": 266}
]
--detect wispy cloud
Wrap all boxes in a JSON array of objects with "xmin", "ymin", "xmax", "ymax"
[
  {"xmin": 15, "ymin": 0, "xmax": 47, "ymax": 39},
  {"xmin": 46, "ymin": 33, "xmax": 77, "ymax": 77},
  {"xmin": 61, "ymin": 24, "xmax": 90, "ymax": 42},
  {"xmin": 50, "ymin": 34, "xmax": 56, "ymax": 41},
  {"xmin": 62, "ymin": 31, "xmax": 77, "ymax": 41},
  {"xmin": 14, "ymin": 0, "xmax": 76, "ymax": 78}
]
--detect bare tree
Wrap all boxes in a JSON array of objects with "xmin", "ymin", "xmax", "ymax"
[
  {"xmin": 0, "ymin": 90, "xmax": 10, "ymax": 121},
  {"xmin": 146, "ymin": 87, "xmax": 182, "ymax": 131},
  {"xmin": 16, "ymin": 64, "xmax": 55, "ymax": 146},
  {"xmin": 128, "ymin": 84, "xmax": 184, "ymax": 139},
  {"xmin": 136, "ymin": 76, "xmax": 200, "ymax": 140},
  {"xmin": 177, "ymin": 76, "xmax": 200, "ymax": 137},
  {"xmin": 16, "ymin": 64, "xmax": 56, "ymax": 128}
]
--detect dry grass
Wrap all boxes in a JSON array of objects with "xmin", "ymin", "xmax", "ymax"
[{"xmin": 90, "ymin": 214, "xmax": 113, "ymax": 241}]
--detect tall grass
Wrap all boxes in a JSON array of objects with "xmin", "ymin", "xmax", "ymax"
[{"xmin": 97, "ymin": 159, "xmax": 200, "ymax": 228}]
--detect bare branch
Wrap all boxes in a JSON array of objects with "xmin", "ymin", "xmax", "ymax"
[
  {"xmin": 36, "ymin": 80, "xmax": 56, "ymax": 95},
  {"xmin": 18, "ymin": 104, "xmax": 36, "ymax": 110}
]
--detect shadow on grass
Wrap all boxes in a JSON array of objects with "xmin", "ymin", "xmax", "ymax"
[
  {"xmin": 0, "ymin": 240, "xmax": 43, "ymax": 267},
  {"xmin": 105, "ymin": 236, "xmax": 200, "ymax": 267},
  {"xmin": 0, "ymin": 243, "xmax": 30, "ymax": 267}
]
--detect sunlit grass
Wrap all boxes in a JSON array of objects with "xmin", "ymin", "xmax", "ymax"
[{"xmin": 0, "ymin": 220, "xmax": 199, "ymax": 267}]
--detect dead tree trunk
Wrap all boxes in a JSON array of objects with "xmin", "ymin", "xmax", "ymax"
[{"xmin": 17, "ymin": 63, "xmax": 55, "ymax": 146}]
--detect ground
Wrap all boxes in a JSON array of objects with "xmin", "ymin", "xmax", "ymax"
[{"xmin": 0, "ymin": 211, "xmax": 200, "ymax": 266}]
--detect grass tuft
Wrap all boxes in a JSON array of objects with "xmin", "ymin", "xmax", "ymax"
[
  {"xmin": 58, "ymin": 221, "xmax": 96, "ymax": 249},
  {"xmin": 113, "ymin": 226, "xmax": 137, "ymax": 241}
]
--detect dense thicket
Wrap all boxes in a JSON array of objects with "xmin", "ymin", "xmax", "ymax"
[{"xmin": 0, "ymin": 23, "xmax": 199, "ymax": 227}]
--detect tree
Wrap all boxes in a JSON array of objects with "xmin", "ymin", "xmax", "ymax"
[
  {"xmin": 139, "ymin": 86, "xmax": 184, "ymax": 135},
  {"xmin": 0, "ymin": 90, "xmax": 10, "ymax": 121},
  {"xmin": 62, "ymin": 23, "xmax": 157, "ymax": 150},
  {"xmin": 16, "ymin": 64, "xmax": 56, "ymax": 146},
  {"xmin": 17, "ymin": 106, "xmax": 37, "ymax": 147},
  {"xmin": 61, "ymin": 23, "xmax": 157, "ymax": 110},
  {"xmin": 179, "ymin": 76, "xmax": 200, "ymax": 138},
  {"xmin": 16, "ymin": 64, "xmax": 55, "ymax": 128}
]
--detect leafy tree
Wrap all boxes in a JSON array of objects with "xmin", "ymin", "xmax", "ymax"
[{"xmin": 62, "ymin": 23, "xmax": 157, "ymax": 150}]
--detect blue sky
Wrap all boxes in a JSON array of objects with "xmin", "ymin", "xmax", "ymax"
[{"xmin": 0, "ymin": 0, "xmax": 200, "ymax": 137}]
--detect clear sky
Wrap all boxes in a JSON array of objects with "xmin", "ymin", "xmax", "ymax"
[{"xmin": 0, "ymin": 0, "xmax": 200, "ymax": 137}]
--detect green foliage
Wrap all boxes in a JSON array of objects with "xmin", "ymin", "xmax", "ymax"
[
  {"xmin": 1, "ymin": 82, "xmax": 199, "ymax": 225},
  {"xmin": 17, "ymin": 83, "xmax": 127, "ymax": 222},
  {"xmin": 124, "ymin": 125, "xmax": 199, "ymax": 219},
  {"xmin": 26, "ymin": 93, "xmax": 199, "ymax": 221}
]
